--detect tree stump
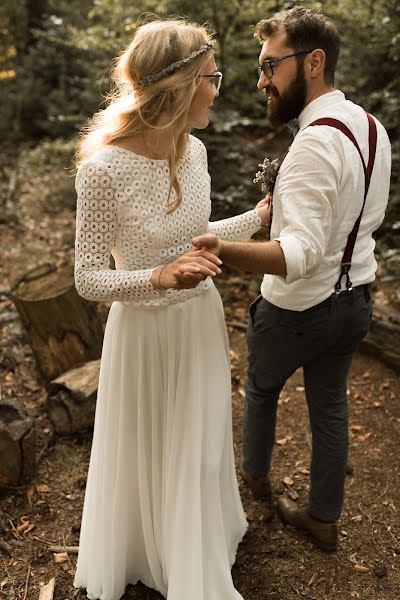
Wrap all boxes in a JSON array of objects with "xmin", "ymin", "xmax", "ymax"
[
  {"xmin": 361, "ymin": 302, "xmax": 400, "ymax": 372},
  {"xmin": 0, "ymin": 399, "xmax": 35, "ymax": 487},
  {"xmin": 11, "ymin": 263, "xmax": 104, "ymax": 381},
  {"xmin": 47, "ymin": 359, "xmax": 100, "ymax": 434}
]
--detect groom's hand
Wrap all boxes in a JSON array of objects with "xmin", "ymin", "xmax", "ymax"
[
  {"xmin": 191, "ymin": 234, "xmax": 221, "ymax": 257},
  {"xmin": 175, "ymin": 248, "xmax": 222, "ymax": 288}
]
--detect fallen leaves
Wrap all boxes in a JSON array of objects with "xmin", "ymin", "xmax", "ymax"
[
  {"xmin": 287, "ymin": 488, "xmax": 299, "ymax": 501},
  {"xmin": 358, "ymin": 432, "xmax": 372, "ymax": 442},
  {"xmin": 350, "ymin": 424, "xmax": 364, "ymax": 432},
  {"xmin": 36, "ymin": 483, "xmax": 50, "ymax": 493},
  {"xmin": 298, "ymin": 467, "xmax": 310, "ymax": 475},
  {"xmin": 11, "ymin": 516, "xmax": 36, "ymax": 538},
  {"xmin": 53, "ymin": 552, "xmax": 69, "ymax": 563},
  {"xmin": 355, "ymin": 564, "xmax": 369, "ymax": 573},
  {"xmin": 349, "ymin": 552, "xmax": 369, "ymax": 574},
  {"xmin": 282, "ymin": 476, "xmax": 294, "ymax": 486},
  {"xmin": 276, "ymin": 435, "xmax": 292, "ymax": 446},
  {"xmin": 53, "ymin": 551, "xmax": 74, "ymax": 576},
  {"xmin": 351, "ymin": 515, "xmax": 363, "ymax": 523},
  {"xmin": 229, "ymin": 350, "xmax": 240, "ymax": 362},
  {"xmin": 278, "ymin": 394, "xmax": 290, "ymax": 405},
  {"xmin": 349, "ymin": 425, "xmax": 373, "ymax": 442}
]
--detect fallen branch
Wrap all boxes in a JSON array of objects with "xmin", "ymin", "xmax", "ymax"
[
  {"xmin": 36, "ymin": 432, "xmax": 55, "ymax": 465},
  {"xmin": 357, "ymin": 504, "xmax": 397, "ymax": 528},
  {"xmin": 22, "ymin": 565, "xmax": 30, "ymax": 600},
  {"xmin": 364, "ymin": 478, "xmax": 389, "ymax": 506},
  {"xmin": 226, "ymin": 319, "xmax": 248, "ymax": 332},
  {"xmin": 48, "ymin": 545, "xmax": 79, "ymax": 554}
]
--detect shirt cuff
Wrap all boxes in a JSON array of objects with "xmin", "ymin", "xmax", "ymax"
[{"xmin": 276, "ymin": 235, "xmax": 306, "ymax": 284}]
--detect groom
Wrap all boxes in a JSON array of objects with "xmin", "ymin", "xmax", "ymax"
[{"xmin": 184, "ymin": 6, "xmax": 391, "ymax": 551}]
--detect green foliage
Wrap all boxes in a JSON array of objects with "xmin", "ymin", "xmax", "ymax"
[{"xmin": 0, "ymin": 0, "xmax": 398, "ymax": 236}]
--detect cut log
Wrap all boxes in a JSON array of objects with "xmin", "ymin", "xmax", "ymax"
[
  {"xmin": 0, "ymin": 399, "xmax": 35, "ymax": 487},
  {"xmin": 11, "ymin": 263, "xmax": 104, "ymax": 381},
  {"xmin": 47, "ymin": 360, "xmax": 100, "ymax": 434},
  {"xmin": 361, "ymin": 302, "xmax": 400, "ymax": 372}
]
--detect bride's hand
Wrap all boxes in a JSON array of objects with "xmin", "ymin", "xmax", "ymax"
[{"xmin": 255, "ymin": 193, "xmax": 272, "ymax": 230}]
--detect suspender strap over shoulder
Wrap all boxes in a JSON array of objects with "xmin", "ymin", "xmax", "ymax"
[{"xmin": 308, "ymin": 112, "xmax": 377, "ymax": 294}]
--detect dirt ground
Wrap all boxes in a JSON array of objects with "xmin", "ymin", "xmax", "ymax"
[{"xmin": 0, "ymin": 153, "xmax": 399, "ymax": 600}]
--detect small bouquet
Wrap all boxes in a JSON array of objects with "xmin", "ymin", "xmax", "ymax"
[{"xmin": 253, "ymin": 157, "xmax": 279, "ymax": 195}]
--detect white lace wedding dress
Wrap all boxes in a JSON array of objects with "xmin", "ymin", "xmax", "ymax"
[{"xmin": 73, "ymin": 135, "xmax": 261, "ymax": 600}]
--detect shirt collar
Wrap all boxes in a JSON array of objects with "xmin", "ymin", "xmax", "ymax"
[{"xmin": 298, "ymin": 90, "xmax": 345, "ymax": 130}]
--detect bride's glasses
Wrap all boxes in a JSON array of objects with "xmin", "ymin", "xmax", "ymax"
[{"xmin": 201, "ymin": 71, "xmax": 223, "ymax": 92}]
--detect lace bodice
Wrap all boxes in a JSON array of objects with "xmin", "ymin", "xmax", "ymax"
[{"xmin": 75, "ymin": 135, "xmax": 261, "ymax": 307}]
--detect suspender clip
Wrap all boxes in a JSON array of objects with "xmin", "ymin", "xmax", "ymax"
[{"xmin": 334, "ymin": 263, "xmax": 353, "ymax": 295}]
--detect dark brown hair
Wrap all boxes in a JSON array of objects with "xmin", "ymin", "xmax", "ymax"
[{"xmin": 255, "ymin": 6, "xmax": 340, "ymax": 85}]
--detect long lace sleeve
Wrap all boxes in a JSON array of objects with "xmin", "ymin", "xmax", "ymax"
[
  {"xmin": 207, "ymin": 209, "xmax": 261, "ymax": 240},
  {"xmin": 74, "ymin": 160, "xmax": 161, "ymax": 303}
]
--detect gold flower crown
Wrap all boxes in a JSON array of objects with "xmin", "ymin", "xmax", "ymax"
[{"xmin": 136, "ymin": 41, "xmax": 215, "ymax": 89}]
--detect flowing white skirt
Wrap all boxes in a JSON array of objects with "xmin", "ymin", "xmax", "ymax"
[{"xmin": 74, "ymin": 284, "xmax": 247, "ymax": 600}]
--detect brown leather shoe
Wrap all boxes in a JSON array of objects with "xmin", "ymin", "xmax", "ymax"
[
  {"xmin": 277, "ymin": 496, "xmax": 338, "ymax": 552},
  {"xmin": 240, "ymin": 467, "xmax": 274, "ymax": 522}
]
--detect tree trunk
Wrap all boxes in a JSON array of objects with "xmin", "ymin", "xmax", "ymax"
[
  {"xmin": 11, "ymin": 263, "xmax": 104, "ymax": 381},
  {"xmin": 47, "ymin": 359, "xmax": 100, "ymax": 435},
  {"xmin": 361, "ymin": 302, "xmax": 400, "ymax": 372},
  {"xmin": 0, "ymin": 399, "xmax": 35, "ymax": 487}
]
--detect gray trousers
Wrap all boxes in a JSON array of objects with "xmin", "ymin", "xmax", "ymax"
[{"xmin": 242, "ymin": 285, "xmax": 372, "ymax": 521}]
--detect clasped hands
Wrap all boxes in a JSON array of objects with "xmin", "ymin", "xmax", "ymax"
[
  {"xmin": 151, "ymin": 243, "xmax": 221, "ymax": 290},
  {"xmin": 151, "ymin": 198, "xmax": 271, "ymax": 290}
]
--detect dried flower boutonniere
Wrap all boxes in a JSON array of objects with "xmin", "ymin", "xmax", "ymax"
[
  {"xmin": 253, "ymin": 157, "xmax": 280, "ymax": 236},
  {"xmin": 253, "ymin": 157, "xmax": 280, "ymax": 195}
]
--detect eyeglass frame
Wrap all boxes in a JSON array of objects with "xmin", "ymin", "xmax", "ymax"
[
  {"xmin": 257, "ymin": 50, "xmax": 314, "ymax": 79},
  {"xmin": 200, "ymin": 71, "xmax": 223, "ymax": 92}
]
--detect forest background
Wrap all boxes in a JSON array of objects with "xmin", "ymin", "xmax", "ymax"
[{"xmin": 0, "ymin": 0, "xmax": 399, "ymax": 245}]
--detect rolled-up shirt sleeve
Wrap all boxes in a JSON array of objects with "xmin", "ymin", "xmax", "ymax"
[{"xmin": 274, "ymin": 132, "xmax": 341, "ymax": 284}]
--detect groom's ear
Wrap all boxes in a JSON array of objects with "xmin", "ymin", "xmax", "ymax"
[{"xmin": 307, "ymin": 49, "xmax": 326, "ymax": 79}]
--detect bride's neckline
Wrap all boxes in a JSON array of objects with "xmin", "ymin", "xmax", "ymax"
[
  {"xmin": 105, "ymin": 145, "xmax": 169, "ymax": 163},
  {"xmin": 104, "ymin": 137, "xmax": 192, "ymax": 163}
]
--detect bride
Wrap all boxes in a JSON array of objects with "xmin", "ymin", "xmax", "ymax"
[{"xmin": 73, "ymin": 18, "xmax": 269, "ymax": 600}]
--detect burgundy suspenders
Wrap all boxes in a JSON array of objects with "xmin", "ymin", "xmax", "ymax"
[{"xmin": 308, "ymin": 113, "xmax": 377, "ymax": 294}]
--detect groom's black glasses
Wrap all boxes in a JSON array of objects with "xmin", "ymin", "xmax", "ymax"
[{"xmin": 257, "ymin": 50, "xmax": 314, "ymax": 79}]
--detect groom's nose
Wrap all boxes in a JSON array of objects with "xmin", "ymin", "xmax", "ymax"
[{"xmin": 257, "ymin": 70, "xmax": 270, "ymax": 90}]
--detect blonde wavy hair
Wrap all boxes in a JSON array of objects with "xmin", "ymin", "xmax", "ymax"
[{"xmin": 76, "ymin": 19, "xmax": 214, "ymax": 213}]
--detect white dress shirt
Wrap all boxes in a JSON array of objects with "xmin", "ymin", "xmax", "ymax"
[{"xmin": 261, "ymin": 90, "xmax": 391, "ymax": 311}]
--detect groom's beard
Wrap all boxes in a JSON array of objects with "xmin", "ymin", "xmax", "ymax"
[{"xmin": 266, "ymin": 64, "xmax": 307, "ymax": 126}]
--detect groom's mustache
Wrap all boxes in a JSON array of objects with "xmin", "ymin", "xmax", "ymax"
[{"xmin": 265, "ymin": 84, "xmax": 280, "ymax": 97}]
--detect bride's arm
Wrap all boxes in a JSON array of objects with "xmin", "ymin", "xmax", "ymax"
[{"xmin": 207, "ymin": 202, "xmax": 270, "ymax": 241}]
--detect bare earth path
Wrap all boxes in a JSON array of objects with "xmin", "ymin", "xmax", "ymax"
[{"xmin": 0, "ymin": 155, "xmax": 399, "ymax": 599}]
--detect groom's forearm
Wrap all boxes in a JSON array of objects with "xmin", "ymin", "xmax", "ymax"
[{"xmin": 220, "ymin": 239, "xmax": 287, "ymax": 277}]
